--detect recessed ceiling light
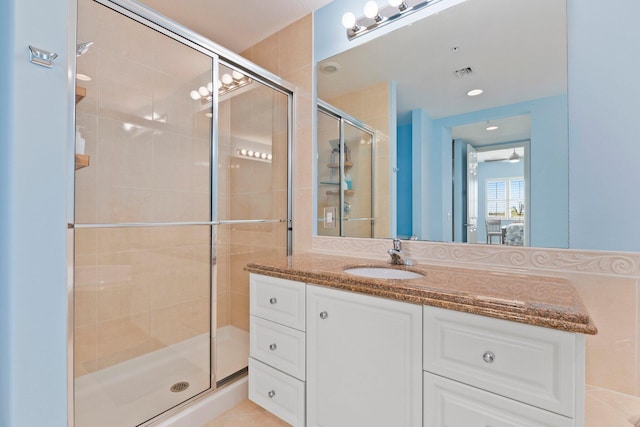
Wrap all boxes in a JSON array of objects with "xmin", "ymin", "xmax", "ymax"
[
  {"xmin": 486, "ymin": 125, "xmax": 499, "ymax": 131},
  {"xmin": 76, "ymin": 73, "xmax": 92, "ymax": 81},
  {"xmin": 320, "ymin": 62, "xmax": 341, "ymax": 74},
  {"xmin": 466, "ymin": 89, "xmax": 483, "ymax": 97}
]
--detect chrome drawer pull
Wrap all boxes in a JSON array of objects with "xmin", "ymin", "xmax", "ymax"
[
  {"xmin": 269, "ymin": 343, "xmax": 277, "ymax": 351},
  {"xmin": 269, "ymin": 297, "xmax": 277, "ymax": 305},
  {"xmin": 268, "ymin": 390, "xmax": 276, "ymax": 398},
  {"xmin": 319, "ymin": 311, "xmax": 328, "ymax": 320},
  {"xmin": 483, "ymin": 351, "xmax": 495, "ymax": 363}
]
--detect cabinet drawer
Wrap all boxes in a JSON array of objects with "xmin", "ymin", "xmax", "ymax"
[
  {"xmin": 250, "ymin": 273, "xmax": 305, "ymax": 331},
  {"xmin": 250, "ymin": 315, "xmax": 306, "ymax": 380},
  {"xmin": 249, "ymin": 358, "xmax": 305, "ymax": 427},
  {"xmin": 423, "ymin": 305, "xmax": 576, "ymax": 417},
  {"xmin": 424, "ymin": 372, "xmax": 574, "ymax": 426}
]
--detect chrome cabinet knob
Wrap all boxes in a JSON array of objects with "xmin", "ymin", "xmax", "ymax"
[
  {"xmin": 269, "ymin": 343, "xmax": 277, "ymax": 351},
  {"xmin": 268, "ymin": 390, "xmax": 276, "ymax": 398},
  {"xmin": 269, "ymin": 297, "xmax": 277, "ymax": 305},
  {"xmin": 319, "ymin": 311, "xmax": 328, "ymax": 320},
  {"xmin": 483, "ymin": 351, "xmax": 495, "ymax": 363}
]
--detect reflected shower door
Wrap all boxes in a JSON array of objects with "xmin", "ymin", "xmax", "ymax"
[
  {"xmin": 215, "ymin": 62, "xmax": 290, "ymax": 382},
  {"xmin": 316, "ymin": 110, "xmax": 342, "ymax": 237},
  {"xmin": 74, "ymin": 0, "xmax": 214, "ymax": 425},
  {"xmin": 342, "ymin": 121, "xmax": 373, "ymax": 238},
  {"xmin": 316, "ymin": 106, "xmax": 374, "ymax": 238}
]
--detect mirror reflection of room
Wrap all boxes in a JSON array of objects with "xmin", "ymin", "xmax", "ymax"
[{"xmin": 316, "ymin": 0, "xmax": 567, "ymax": 249}]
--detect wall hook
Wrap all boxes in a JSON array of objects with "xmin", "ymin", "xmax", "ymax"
[{"xmin": 28, "ymin": 45, "xmax": 58, "ymax": 68}]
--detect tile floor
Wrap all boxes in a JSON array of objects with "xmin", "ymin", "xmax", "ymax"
[
  {"xmin": 202, "ymin": 386, "xmax": 640, "ymax": 426},
  {"xmin": 201, "ymin": 399, "xmax": 290, "ymax": 427},
  {"xmin": 586, "ymin": 386, "xmax": 640, "ymax": 426}
]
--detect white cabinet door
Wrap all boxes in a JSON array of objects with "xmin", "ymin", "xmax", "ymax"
[
  {"xmin": 424, "ymin": 372, "xmax": 574, "ymax": 427},
  {"xmin": 306, "ymin": 285, "xmax": 422, "ymax": 427}
]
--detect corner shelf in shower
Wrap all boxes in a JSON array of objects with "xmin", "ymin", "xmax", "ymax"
[
  {"xmin": 75, "ymin": 154, "xmax": 90, "ymax": 170},
  {"xmin": 75, "ymin": 85, "xmax": 90, "ymax": 170},
  {"xmin": 326, "ymin": 190, "xmax": 355, "ymax": 196},
  {"xmin": 327, "ymin": 162, "xmax": 353, "ymax": 168},
  {"xmin": 76, "ymin": 85, "xmax": 87, "ymax": 104}
]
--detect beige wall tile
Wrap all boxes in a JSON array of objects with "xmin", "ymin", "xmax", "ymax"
[
  {"xmin": 279, "ymin": 15, "xmax": 312, "ymax": 74},
  {"xmin": 571, "ymin": 275, "xmax": 638, "ymax": 395}
]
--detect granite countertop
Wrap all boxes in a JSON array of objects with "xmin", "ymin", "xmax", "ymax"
[{"xmin": 245, "ymin": 253, "xmax": 597, "ymax": 335}]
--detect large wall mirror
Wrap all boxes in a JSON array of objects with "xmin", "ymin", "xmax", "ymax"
[{"xmin": 316, "ymin": 0, "xmax": 568, "ymax": 249}]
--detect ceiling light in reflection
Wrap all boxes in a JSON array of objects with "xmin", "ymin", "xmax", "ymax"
[
  {"xmin": 466, "ymin": 89, "xmax": 484, "ymax": 97},
  {"xmin": 76, "ymin": 73, "xmax": 92, "ymax": 81},
  {"xmin": 486, "ymin": 125, "xmax": 499, "ymax": 131}
]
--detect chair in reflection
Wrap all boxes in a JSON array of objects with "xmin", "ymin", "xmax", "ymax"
[
  {"xmin": 485, "ymin": 219, "xmax": 502, "ymax": 244},
  {"xmin": 504, "ymin": 222, "xmax": 525, "ymax": 246}
]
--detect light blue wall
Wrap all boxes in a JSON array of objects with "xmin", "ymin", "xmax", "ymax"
[
  {"xmin": 567, "ymin": 0, "xmax": 640, "ymax": 251},
  {"xmin": 396, "ymin": 124, "xmax": 412, "ymax": 237},
  {"xmin": 1, "ymin": 0, "xmax": 72, "ymax": 425},
  {"xmin": 0, "ymin": 0, "xmax": 15, "ymax": 424}
]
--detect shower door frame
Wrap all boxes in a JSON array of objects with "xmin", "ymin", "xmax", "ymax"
[{"xmin": 67, "ymin": 0, "xmax": 294, "ymax": 425}]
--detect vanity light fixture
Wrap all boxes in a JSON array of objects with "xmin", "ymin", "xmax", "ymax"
[
  {"xmin": 189, "ymin": 71, "xmax": 252, "ymax": 104},
  {"xmin": 466, "ymin": 88, "xmax": 484, "ymax": 97},
  {"xmin": 342, "ymin": 0, "xmax": 440, "ymax": 40},
  {"xmin": 236, "ymin": 148, "xmax": 272, "ymax": 162}
]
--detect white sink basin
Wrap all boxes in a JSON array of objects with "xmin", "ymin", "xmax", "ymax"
[{"xmin": 343, "ymin": 267, "xmax": 424, "ymax": 280}]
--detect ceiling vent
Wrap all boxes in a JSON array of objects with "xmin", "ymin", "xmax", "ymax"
[{"xmin": 453, "ymin": 67, "xmax": 473, "ymax": 78}]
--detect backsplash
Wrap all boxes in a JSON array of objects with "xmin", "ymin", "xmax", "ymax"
[{"xmin": 312, "ymin": 236, "xmax": 640, "ymax": 396}]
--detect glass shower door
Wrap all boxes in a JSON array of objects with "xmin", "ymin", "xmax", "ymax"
[
  {"xmin": 74, "ymin": 0, "xmax": 214, "ymax": 425},
  {"xmin": 215, "ymin": 62, "xmax": 290, "ymax": 382}
]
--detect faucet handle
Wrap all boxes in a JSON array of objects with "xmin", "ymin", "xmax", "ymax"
[{"xmin": 392, "ymin": 238, "xmax": 401, "ymax": 251}]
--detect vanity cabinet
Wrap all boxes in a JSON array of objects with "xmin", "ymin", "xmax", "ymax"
[
  {"xmin": 306, "ymin": 285, "xmax": 422, "ymax": 427},
  {"xmin": 248, "ymin": 273, "xmax": 586, "ymax": 427},
  {"xmin": 423, "ymin": 305, "xmax": 584, "ymax": 426}
]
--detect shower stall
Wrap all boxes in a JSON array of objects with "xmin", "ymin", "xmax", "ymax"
[{"xmin": 72, "ymin": 1, "xmax": 292, "ymax": 425}]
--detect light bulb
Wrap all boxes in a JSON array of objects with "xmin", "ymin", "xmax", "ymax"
[
  {"xmin": 190, "ymin": 90, "xmax": 201, "ymax": 100},
  {"xmin": 364, "ymin": 1, "xmax": 379, "ymax": 19},
  {"xmin": 221, "ymin": 73, "xmax": 233, "ymax": 85},
  {"xmin": 232, "ymin": 70, "xmax": 243, "ymax": 80},
  {"xmin": 267, "ymin": 154, "xmax": 272, "ymax": 160},
  {"xmin": 254, "ymin": 152, "xmax": 260, "ymax": 158},
  {"xmin": 207, "ymin": 81, "xmax": 213, "ymax": 92},
  {"xmin": 389, "ymin": 0, "xmax": 402, "ymax": 6},
  {"xmin": 247, "ymin": 150, "xmax": 254, "ymax": 157},
  {"xmin": 198, "ymin": 86, "xmax": 209, "ymax": 96},
  {"xmin": 342, "ymin": 12, "xmax": 356, "ymax": 29},
  {"xmin": 261, "ymin": 153, "xmax": 267, "ymax": 159},
  {"xmin": 240, "ymin": 149, "xmax": 247, "ymax": 155}
]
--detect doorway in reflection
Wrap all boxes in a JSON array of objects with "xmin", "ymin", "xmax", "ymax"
[{"xmin": 451, "ymin": 116, "xmax": 530, "ymax": 246}]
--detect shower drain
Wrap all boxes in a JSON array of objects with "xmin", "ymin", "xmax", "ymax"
[{"xmin": 170, "ymin": 381, "xmax": 190, "ymax": 393}]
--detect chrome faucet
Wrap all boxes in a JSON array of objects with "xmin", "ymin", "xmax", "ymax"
[{"xmin": 388, "ymin": 238, "xmax": 413, "ymax": 266}]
